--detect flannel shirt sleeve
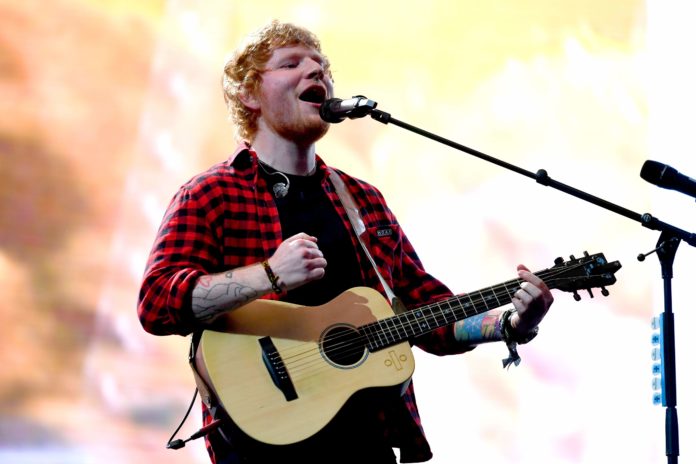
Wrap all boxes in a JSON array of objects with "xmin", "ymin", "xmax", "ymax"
[
  {"xmin": 137, "ymin": 184, "xmax": 221, "ymax": 336},
  {"xmin": 395, "ymin": 229, "xmax": 475, "ymax": 357}
]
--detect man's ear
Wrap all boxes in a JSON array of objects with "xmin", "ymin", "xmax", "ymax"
[{"xmin": 238, "ymin": 87, "xmax": 261, "ymax": 111}]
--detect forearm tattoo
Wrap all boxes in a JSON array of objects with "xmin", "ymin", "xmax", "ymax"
[
  {"xmin": 192, "ymin": 272, "xmax": 258, "ymax": 322},
  {"xmin": 455, "ymin": 312, "xmax": 501, "ymax": 343}
]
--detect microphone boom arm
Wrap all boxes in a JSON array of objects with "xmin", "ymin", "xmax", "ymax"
[{"xmin": 367, "ymin": 107, "xmax": 696, "ymax": 247}]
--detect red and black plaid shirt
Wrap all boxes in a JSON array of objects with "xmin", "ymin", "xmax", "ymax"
[{"xmin": 138, "ymin": 143, "xmax": 473, "ymax": 463}]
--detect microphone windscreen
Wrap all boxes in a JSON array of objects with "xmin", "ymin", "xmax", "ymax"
[
  {"xmin": 640, "ymin": 160, "xmax": 664, "ymax": 184},
  {"xmin": 319, "ymin": 98, "xmax": 344, "ymax": 123}
]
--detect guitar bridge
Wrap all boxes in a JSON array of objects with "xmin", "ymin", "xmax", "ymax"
[{"xmin": 259, "ymin": 336, "xmax": 298, "ymax": 402}]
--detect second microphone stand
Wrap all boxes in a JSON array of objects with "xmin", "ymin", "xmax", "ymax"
[{"xmin": 364, "ymin": 105, "xmax": 695, "ymax": 464}]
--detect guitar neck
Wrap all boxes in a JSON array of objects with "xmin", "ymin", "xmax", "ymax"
[{"xmin": 359, "ymin": 271, "xmax": 554, "ymax": 352}]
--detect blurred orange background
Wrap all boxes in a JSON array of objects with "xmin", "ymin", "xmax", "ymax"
[{"xmin": 1, "ymin": 0, "xmax": 695, "ymax": 463}]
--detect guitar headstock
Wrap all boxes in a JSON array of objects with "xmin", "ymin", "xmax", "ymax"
[{"xmin": 546, "ymin": 252, "xmax": 622, "ymax": 301}]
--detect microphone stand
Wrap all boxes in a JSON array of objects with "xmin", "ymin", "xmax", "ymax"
[{"xmin": 365, "ymin": 106, "xmax": 696, "ymax": 464}]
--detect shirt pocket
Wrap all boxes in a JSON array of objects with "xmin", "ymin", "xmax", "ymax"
[{"xmin": 363, "ymin": 224, "xmax": 402, "ymax": 285}]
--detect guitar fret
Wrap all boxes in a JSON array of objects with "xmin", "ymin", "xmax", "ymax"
[
  {"xmin": 373, "ymin": 323, "xmax": 384, "ymax": 349},
  {"xmin": 477, "ymin": 290, "xmax": 492, "ymax": 310},
  {"xmin": 378, "ymin": 319, "xmax": 392, "ymax": 345},
  {"xmin": 431, "ymin": 302, "xmax": 447, "ymax": 327},
  {"xmin": 501, "ymin": 280, "xmax": 515, "ymax": 305},
  {"xmin": 409, "ymin": 311, "xmax": 421, "ymax": 337},
  {"xmin": 464, "ymin": 293, "xmax": 476, "ymax": 315},
  {"xmin": 369, "ymin": 322, "xmax": 383, "ymax": 348},
  {"xmin": 439, "ymin": 299, "xmax": 456, "ymax": 324},
  {"xmin": 362, "ymin": 323, "xmax": 379, "ymax": 350},
  {"xmin": 400, "ymin": 311, "xmax": 417, "ymax": 338},
  {"xmin": 394, "ymin": 314, "xmax": 410, "ymax": 340},
  {"xmin": 414, "ymin": 309, "xmax": 429, "ymax": 334},
  {"xmin": 422, "ymin": 305, "xmax": 434, "ymax": 330},
  {"xmin": 385, "ymin": 317, "xmax": 399, "ymax": 343},
  {"xmin": 451, "ymin": 299, "xmax": 462, "ymax": 321},
  {"xmin": 377, "ymin": 320, "xmax": 388, "ymax": 345},
  {"xmin": 379, "ymin": 321, "xmax": 389, "ymax": 347},
  {"xmin": 410, "ymin": 311, "xmax": 420, "ymax": 336},
  {"xmin": 426, "ymin": 307, "xmax": 437, "ymax": 331},
  {"xmin": 489, "ymin": 286, "xmax": 501, "ymax": 307}
]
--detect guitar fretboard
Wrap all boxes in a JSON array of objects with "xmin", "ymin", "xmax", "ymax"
[
  {"xmin": 359, "ymin": 277, "xmax": 526, "ymax": 351},
  {"xmin": 354, "ymin": 252, "xmax": 618, "ymax": 352}
]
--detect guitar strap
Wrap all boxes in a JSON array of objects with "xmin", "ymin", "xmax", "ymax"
[
  {"xmin": 163, "ymin": 331, "xmax": 225, "ymax": 451},
  {"xmin": 188, "ymin": 331, "xmax": 215, "ymax": 409},
  {"xmin": 328, "ymin": 169, "xmax": 407, "ymax": 315}
]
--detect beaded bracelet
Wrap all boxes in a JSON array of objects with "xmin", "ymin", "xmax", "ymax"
[{"xmin": 261, "ymin": 260, "xmax": 283, "ymax": 294}]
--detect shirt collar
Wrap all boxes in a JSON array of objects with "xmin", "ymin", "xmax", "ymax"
[{"xmin": 227, "ymin": 141, "xmax": 330, "ymax": 181}]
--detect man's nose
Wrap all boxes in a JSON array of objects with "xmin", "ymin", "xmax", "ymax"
[{"xmin": 305, "ymin": 61, "xmax": 325, "ymax": 81}]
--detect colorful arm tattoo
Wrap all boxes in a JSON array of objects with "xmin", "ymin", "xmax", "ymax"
[{"xmin": 454, "ymin": 311, "xmax": 504, "ymax": 345}]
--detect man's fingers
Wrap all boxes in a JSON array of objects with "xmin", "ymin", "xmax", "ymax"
[{"xmin": 287, "ymin": 232, "xmax": 318, "ymax": 243}]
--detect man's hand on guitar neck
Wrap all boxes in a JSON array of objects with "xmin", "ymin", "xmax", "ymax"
[{"xmin": 509, "ymin": 264, "xmax": 554, "ymax": 337}]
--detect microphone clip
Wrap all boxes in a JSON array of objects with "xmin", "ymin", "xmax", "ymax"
[
  {"xmin": 637, "ymin": 236, "xmax": 680, "ymax": 263},
  {"xmin": 343, "ymin": 95, "xmax": 377, "ymax": 119},
  {"xmin": 320, "ymin": 95, "xmax": 377, "ymax": 123}
]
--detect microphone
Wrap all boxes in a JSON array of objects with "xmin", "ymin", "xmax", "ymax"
[
  {"xmin": 320, "ymin": 95, "xmax": 377, "ymax": 123},
  {"xmin": 640, "ymin": 160, "xmax": 696, "ymax": 200}
]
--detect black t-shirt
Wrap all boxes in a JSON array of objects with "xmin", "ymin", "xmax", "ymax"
[
  {"xmin": 216, "ymin": 164, "xmax": 396, "ymax": 463},
  {"xmin": 261, "ymin": 164, "xmax": 364, "ymax": 306}
]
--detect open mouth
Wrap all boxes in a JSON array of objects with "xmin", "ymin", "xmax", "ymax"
[{"xmin": 299, "ymin": 85, "xmax": 327, "ymax": 105}]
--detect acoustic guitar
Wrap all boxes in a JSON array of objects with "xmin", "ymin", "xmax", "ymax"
[{"xmin": 193, "ymin": 252, "xmax": 621, "ymax": 445}]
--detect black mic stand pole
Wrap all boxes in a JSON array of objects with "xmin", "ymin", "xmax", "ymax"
[
  {"xmin": 648, "ymin": 232, "xmax": 680, "ymax": 464},
  {"xmin": 366, "ymin": 106, "xmax": 695, "ymax": 464}
]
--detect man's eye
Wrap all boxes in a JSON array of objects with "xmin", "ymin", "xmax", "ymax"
[{"xmin": 280, "ymin": 62, "xmax": 298, "ymax": 69}]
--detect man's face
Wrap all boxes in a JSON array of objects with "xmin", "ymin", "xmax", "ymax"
[{"xmin": 251, "ymin": 45, "xmax": 334, "ymax": 144}]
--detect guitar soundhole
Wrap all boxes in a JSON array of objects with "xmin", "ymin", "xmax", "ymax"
[{"xmin": 320, "ymin": 324, "xmax": 367, "ymax": 368}]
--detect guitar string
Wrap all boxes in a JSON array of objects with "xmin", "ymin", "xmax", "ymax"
[
  {"xmin": 273, "ymin": 264, "xmax": 584, "ymax": 375},
  {"xmin": 269, "ymin": 263, "xmax": 595, "ymax": 381}
]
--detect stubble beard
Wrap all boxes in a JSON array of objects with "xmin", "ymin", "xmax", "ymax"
[{"xmin": 277, "ymin": 117, "xmax": 330, "ymax": 146}]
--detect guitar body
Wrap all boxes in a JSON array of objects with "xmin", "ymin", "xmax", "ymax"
[{"xmin": 195, "ymin": 287, "xmax": 415, "ymax": 445}]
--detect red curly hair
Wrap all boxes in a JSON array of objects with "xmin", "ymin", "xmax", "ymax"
[{"xmin": 222, "ymin": 21, "xmax": 331, "ymax": 141}]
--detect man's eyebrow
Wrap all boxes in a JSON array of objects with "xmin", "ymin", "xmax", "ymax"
[{"xmin": 276, "ymin": 50, "xmax": 326, "ymax": 65}]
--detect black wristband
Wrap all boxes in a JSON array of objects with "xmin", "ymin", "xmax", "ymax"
[{"xmin": 502, "ymin": 309, "xmax": 539, "ymax": 345}]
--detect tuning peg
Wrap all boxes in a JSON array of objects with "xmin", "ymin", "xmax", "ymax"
[
  {"xmin": 554, "ymin": 257, "xmax": 563, "ymax": 265},
  {"xmin": 601, "ymin": 287, "xmax": 609, "ymax": 297},
  {"xmin": 587, "ymin": 288, "xmax": 594, "ymax": 298},
  {"xmin": 583, "ymin": 251, "xmax": 590, "ymax": 257},
  {"xmin": 570, "ymin": 254, "xmax": 576, "ymax": 261},
  {"xmin": 572, "ymin": 291, "xmax": 581, "ymax": 301}
]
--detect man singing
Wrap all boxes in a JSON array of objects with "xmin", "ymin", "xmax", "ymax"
[{"xmin": 138, "ymin": 20, "xmax": 554, "ymax": 464}]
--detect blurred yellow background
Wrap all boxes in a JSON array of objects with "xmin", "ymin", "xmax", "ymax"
[{"xmin": 1, "ymin": 0, "xmax": 695, "ymax": 463}]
